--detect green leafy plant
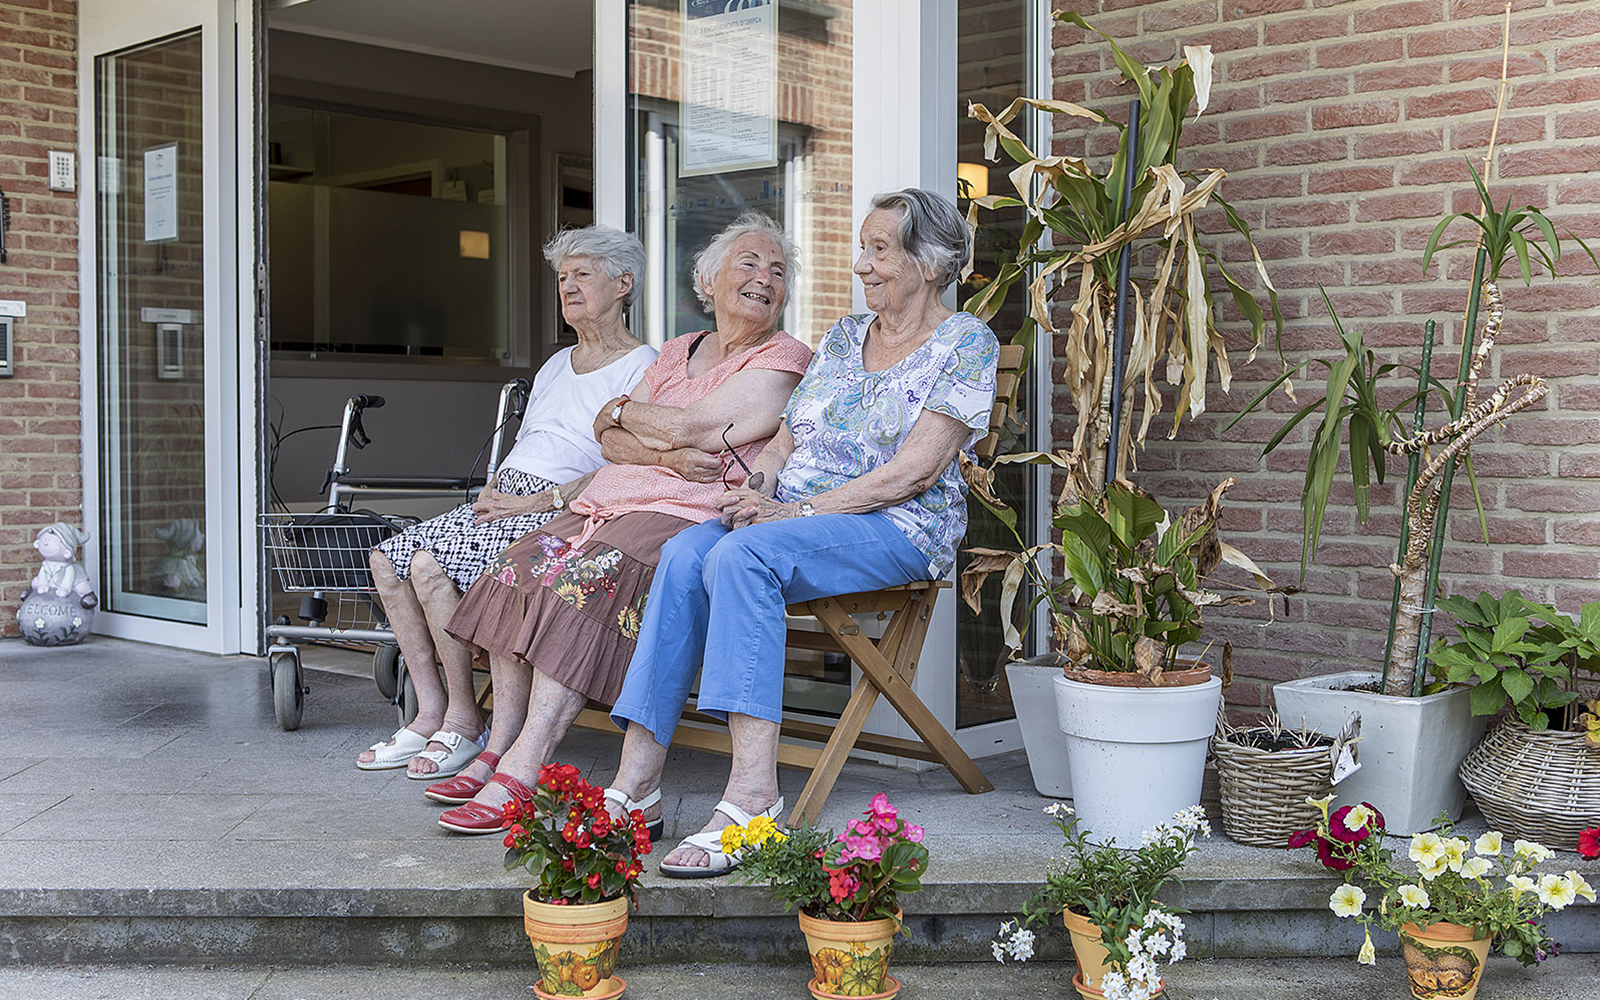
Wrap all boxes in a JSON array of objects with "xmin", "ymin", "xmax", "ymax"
[
  {"xmin": 1422, "ymin": 161, "xmax": 1598, "ymax": 288},
  {"xmin": 965, "ymin": 11, "xmax": 1283, "ymax": 481},
  {"xmin": 1295, "ymin": 801, "xmax": 1591, "ymax": 967},
  {"xmin": 961, "ymin": 457, "xmax": 1269, "ymax": 681},
  {"xmin": 1426, "ymin": 592, "xmax": 1600, "ymax": 729},
  {"xmin": 732, "ymin": 794, "xmax": 928, "ymax": 924},
  {"xmin": 501, "ymin": 762, "xmax": 651, "ymax": 905}
]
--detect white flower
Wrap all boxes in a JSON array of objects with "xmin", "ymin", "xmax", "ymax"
[
  {"xmin": 1475, "ymin": 831, "xmax": 1503, "ymax": 856},
  {"xmin": 33, "ymin": 618, "xmax": 45, "ymax": 630},
  {"xmin": 1565, "ymin": 871, "xmax": 1597, "ymax": 903},
  {"xmin": 991, "ymin": 939, "xmax": 1005, "ymax": 962},
  {"xmin": 1044, "ymin": 802, "xmax": 1074, "ymax": 818},
  {"xmin": 1357, "ymin": 929, "xmax": 1376, "ymax": 966},
  {"xmin": 1341, "ymin": 804, "xmax": 1372, "ymax": 833},
  {"xmin": 1100, "ymin": 971, "xmax": 1129, "ymax": 1000},
  {"xmin": 992, "ymin": 919, "xmax": 1034, "ymax": 963},
  {"xmin": 1537, "ymin": 874, "xmax": 1576, "ymax": 909},
  {"xmin": 1409, "ymin": 832, "xmax": 1445, "ymax": 868},
  {"xmin": 1459, "ymin": 857, "xmax": 1492, "ymax": 880},
  {"xmin": 1417, "ymin": 858, "xmax": 1448, "ymax": 882},
  {"xmin": 1507, "ymin": 874, "xmax": 1536, "ymax": 895},
  {"xmin": 1397, "ymin": 884, "xmax": 1431, "ymax": 909},
  {"xmin": 1006, "ymin": 928, "xmax": 1035, "ymax": 961},
  {"xmin": 1145, "ymin": 931, "xmax": 1170, "ymax": 957},
  {"xmin": 1168, "ymin": 938, "xmax": 1187, "ymax": 963},
  {"xmin": 1329, "ymin": 884, "xmax": 1366, "ymax": 918},
  {"xmin": 1442, "ymin": 838, "xmax": 1469, "ymax": 872},
  {"xmin": 1171, "ymin": 804, "xmax": 1211, "ymax": 837},
  {"xmin": 1514, "ymin": 839, "xmax": 1554, "ymax": 863},
  {"xmin": 71, "ymin": 616, "xmax": 82, "ymax": 627}
]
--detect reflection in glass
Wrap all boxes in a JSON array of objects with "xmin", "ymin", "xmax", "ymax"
[
  {"xmin": 267, "ymin": 105, "xmax": 510, "ymax": 360},
  {"xmin": 96, "ymin": 31, "xmax": 207, "ymax": 623}
]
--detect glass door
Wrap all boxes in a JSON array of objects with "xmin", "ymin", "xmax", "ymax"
[{"xmin": 81, "ymin": 0, "xmax": 259, "ymax": 651}]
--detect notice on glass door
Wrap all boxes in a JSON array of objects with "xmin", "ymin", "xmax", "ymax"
[
  {"xmin": 680, "ymin": 0, "xmax": 777, "ymax": 177},
  {"xmin": 143, "ymin": 143, "xmax": 179, "ymax": 243}
]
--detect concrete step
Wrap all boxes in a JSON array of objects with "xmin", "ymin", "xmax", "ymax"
[{"xmin": 2, "ymin": 957, "xmax": 1598, "ymax": 1000}]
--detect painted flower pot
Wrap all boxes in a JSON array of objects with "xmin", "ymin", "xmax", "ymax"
[
  {"xmin": 1274, "ymin": 670, "xmax": 1486, "ymax": 834},
  {"xmin": 1062, "ymin": 909, "xmax": 1163, "ymax": 1000},
  {"xmin": 798, "ymin": 909, "xmax": 901, "ymax": 999},
  {"xmin": 1054, "ymin": 674, "xmax": 1222, "ymax": 846},
  {"xmin": 1399, "ymin": 921, "xmax": 1492, "ymax": 1000},
  {"xmin": 523, "ymin": 893, "xmax": 628, "ymax": 999}
]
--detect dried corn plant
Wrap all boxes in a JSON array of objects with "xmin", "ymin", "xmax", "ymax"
[{"xmin": 963, "ymin": 12, "xmax": 1284, "ymax": 485}]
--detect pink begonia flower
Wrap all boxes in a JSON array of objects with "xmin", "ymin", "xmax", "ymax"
[
  {"xmin": 869, "ymin": 793, "xmax": 897, "ymax": 822},
  {"xmin": 905, "ymin": 824, "xmax": 924, "ymax": 843},
  {"xmin": 840, "ymin": 834, "xmax": 883, "ymax": 863}
]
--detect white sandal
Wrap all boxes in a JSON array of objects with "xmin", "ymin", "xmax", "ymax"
[
  {"xmin": 406, "ymin": 730, "xmax": 483, "ymax": 780},
  {"xmin": 355, "ymin": 727, "xmax": 430, "ymax": 770},
  {"xmin": 659, "ymin": 797, "xmax": 784, "ymax": 879},
  {"xmin": 603, "ymin": 786, "xmax": 665, "ymax": 841}
]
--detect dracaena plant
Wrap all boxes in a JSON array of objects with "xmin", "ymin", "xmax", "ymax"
[
  {"xmin": 964, "ymin": 11, "xmax": 1282, "ymax": 483},
  {"xmin": 1425, "ymin": 591, "xmax": 1600, "ymax": 730},
  {"xmin": 961, "ymin": 455, "xmax": 1270, "ymax": 682}
]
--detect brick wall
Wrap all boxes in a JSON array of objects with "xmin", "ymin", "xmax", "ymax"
[
  {"xmin": 0, "ymin": 0, "xmax": 80, "ymax": 637},
  {"xmin": 1046, "ymin": 0, "xmax": 1600, "ymax": 716}
]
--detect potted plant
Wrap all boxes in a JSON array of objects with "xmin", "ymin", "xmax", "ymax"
[
  {"xmin": 1432, "ymin": 592, "xmax": 1600, "ymax": 851},
  {"xmin": 992, "ymin": 803, "xmax": 1208, "ymax": 1000},
  {"xmin": 1292, "ymin": 798, "xmax": 1592, "ymax": 1000},
  {"xmin": 729, "ymin": 793, "xmax": 928, "ymax": 1000},
  {"xmin": 501, "ymin": 763, "xmax": 652, "ymax": 1000},
  {"xmin": 964, "ymin": 460, "xmax": 1269, "ymax": 845}
]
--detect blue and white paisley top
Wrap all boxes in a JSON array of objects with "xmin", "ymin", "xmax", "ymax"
[{"xmin": 776, "ymin": 311, "xmax": 999, "ymax": 579}]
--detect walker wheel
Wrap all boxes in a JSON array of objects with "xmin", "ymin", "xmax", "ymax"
[
  {"xmin": 271, "ymin": 649, "xmax": 305, "ymax": 731},
  {"xmin": 373, "ymin": 644, "xmax": 402, "ymax": 700}
]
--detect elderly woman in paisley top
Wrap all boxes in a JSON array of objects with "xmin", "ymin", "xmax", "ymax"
[
  {"xmin": 600, "ymin": 189, "xmax": 999, "ymax": 876},
  {"xmin": 432, "ymin": 211, "xmax": 814, "ymax": 835}
]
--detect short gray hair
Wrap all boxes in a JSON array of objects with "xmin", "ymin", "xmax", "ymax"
[
  {"xmin": 870, "ymin": 188, "xmax": 969, "ymax": 291},
  {"xmin": 690, "ymin": 211, "xmax": 800, "ymax": 314},
  {"xmin": 543, "ymin": 225, "xmax": 648, "ymax": 308}
]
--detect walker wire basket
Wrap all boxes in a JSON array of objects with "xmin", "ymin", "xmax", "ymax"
[
  {"xmin": 1212, "ymin": 717, "xmax": 1339, "ymax": 848},
  {"xmin": 260, "ymin": 511, "xmax": 408, "ymax": 630}
]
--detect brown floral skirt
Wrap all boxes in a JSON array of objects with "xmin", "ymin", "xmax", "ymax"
[{"xmin": 443, "ymin": 510, "xmax": 693, "ymax": 704}]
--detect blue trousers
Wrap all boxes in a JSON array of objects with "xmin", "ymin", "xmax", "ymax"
[{"xmin": 610, "ymin": 513, "xmax": 931, "ymax": 746}]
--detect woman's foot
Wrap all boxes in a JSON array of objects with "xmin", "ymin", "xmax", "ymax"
[
  {"xmin": 406, "ymin": 718, "xmax": 486, "ymax": 778},
  {"xmin": 437, "ymin": 771, "xmax": 535, "ymax": 835},
  {"xmin": 660, "ymin": 795, "xmax": 781, "ymax": 873},
  {"xmin": 602, "ymin": 785, "xmax": 664, "ymax": 840},
  {"xmin": 355, "ymin": 725, "xmax": 431, "ymax": 769},
  {"xmin": 423, "ymin": 751, "xmax": 501, "ymax": 805}
]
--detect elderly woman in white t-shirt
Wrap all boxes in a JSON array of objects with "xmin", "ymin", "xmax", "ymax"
[{"xmin": 357, "ymin": 225, "xmax": 659, "ymax": 781}]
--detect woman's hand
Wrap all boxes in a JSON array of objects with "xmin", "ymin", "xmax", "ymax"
[
  {"xmin": 473, "ymin": 487, "xmax": 555, "ymax": 524},
  {"xmin": 716, "ymin": 487, "xmax": 801, "ymax": 529},
  {"xmin": 667, "ymin": 447, "xmax": 723, "ymax": 483}
]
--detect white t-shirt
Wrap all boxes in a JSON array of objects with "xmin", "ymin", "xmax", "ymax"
[{"xmin": 498, "ymin": 343, "xmax": 657, "ymax": 485}]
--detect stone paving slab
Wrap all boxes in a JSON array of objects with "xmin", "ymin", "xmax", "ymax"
[{"xmin": 0, "ymin": 957, "xmax": 1597, "ymax": 1000}]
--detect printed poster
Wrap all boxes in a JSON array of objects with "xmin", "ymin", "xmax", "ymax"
[
  {"xmin": 143, "ymin": 143, "xmax": 178, "ymax": 243},
  {"xmin": 680, "ymin": 0, "xmax": 777, "ymax": 177}
]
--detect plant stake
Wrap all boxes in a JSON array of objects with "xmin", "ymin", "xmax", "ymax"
[
  {"xmin": 1105, "ymin": 98, "xmax": 1142, "ymax": 485},
  {"xmin": 1378, "ymin": 319, "xmax": 1435, "ymax": 693}
]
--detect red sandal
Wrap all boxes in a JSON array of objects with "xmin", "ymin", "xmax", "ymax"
[
  {"xmin": 436, "ymin": 771, "xmax": 534, "ymax": 835},
  {"xmin": 423, "ymin": 751, "xmax": 501, "ymax": 805}
]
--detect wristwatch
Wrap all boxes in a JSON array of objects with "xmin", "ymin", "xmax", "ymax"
[
  {"xmin": 609, "ymin": 394, "xmax": 631, "ymax": 425},
  {"xmin": 797, "ymin": 501, "xmax": 816, "ymax": 517},
  {"xmin": 550, "ymin": 485, "xmax": 565, "ymax": 510}
]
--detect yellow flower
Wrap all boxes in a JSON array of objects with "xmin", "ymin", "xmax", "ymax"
[
  {"xmin": 1417, "ymin": 858, "xmax": 1449, "ymax": 882},
  {"xmin": 1329, "ymin": 884, "xmax": 1366, "ymax": 918},
  {"xmin": 552, "ymin": 580, "xmax": 587, "ymax": 609},
  {"xmin": 1507, "ymin": 874, "xmax": 1536, "ymax": 897},
  {"xmin": 1537, "ymin": 874, "xmax": 1576, "ymax": 909},
  {"xmin": 745, "ymin": 815, "xmax": 780, "ymax": 848},
  {"xmin": 1305, "ymin": 794, "xmax": 1335, "ymax": 821},
  {"xmin": 1474, "ymin": 831, "xmax": 1502, "ymax": 856},
  {"xmin": 1564, "ymin": 870, "xmax": 1596, "ymax": 903},
  {"xmin": 1409, "ymin": 832, "xmax": 1445, "ymax": 869},
  {"xmin": 1357, "ymin": 930, "xmax": 1376, "ymax": 966},
  {"xmin": 1398, "ymin": 884, "xmax": 1431, "ymax": 910},
  {"xmin": 1341, "ymin": 804, "xmax": 1372, "ymax": 834},
  {"xmin": 1442, "ymin": 838, "xmax": 1469, "ymax": 872},
  {"xmin": 1513, "ymin": 839, "xmax": 1554, "ymax": 863},
  {"xmin": 720, "ymin": 824, "xmax": 746, "ymax": 854},
  {"xmin": 1459, "ymin": 857, "xmax": 1492, "ymax": 880}
]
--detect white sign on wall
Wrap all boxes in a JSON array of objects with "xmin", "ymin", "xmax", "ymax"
[
  {"xmin": 680, "ymin": 0, "xmax": 777, "ymax": 177},
  {"xmin": 143, "ymin": 143, "xmax": 178, "ymax": 242}
]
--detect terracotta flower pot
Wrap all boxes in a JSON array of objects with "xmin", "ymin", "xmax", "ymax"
[
  {"xmin": 523, "ymin": 892, "xmax": 629, "ymax": 1000},
  {"xmin": 1399, "ymin": 921, "xmax": 1492, "ymax": 1000},
  {"xmin": 797, "ymin": 908, "xmax": 902, "ymax": 999},
  {"xmin": 1062, "ymin": 909, "xmax": 1164, "ymax": 1000}
]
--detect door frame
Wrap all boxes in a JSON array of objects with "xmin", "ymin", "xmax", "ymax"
[{"xmin": 77, "ymin": 0, "xmax": 261, "ymax": 654}]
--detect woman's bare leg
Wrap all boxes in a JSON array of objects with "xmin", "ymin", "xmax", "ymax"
[
  {"xmin": 462, "ymin": 667, "xmax": 588, "ymax": 810},
  {"xmin": 660, "ymin": 713, "xmax": 780, "ymax": 869},
  {"xmin": 446, "ymin": 650, "xmax": 533, "ymax": 787},
  {"xmin": 603, "ymin": 723, "xmax": 671, "ymax": 827},
  {"xmin": 406, "ymin": 550, "xmax": 486, "ymax": 775},
  {"xmin": 359, "ymin": 550, "xmax": 444, "ymax": 764}
]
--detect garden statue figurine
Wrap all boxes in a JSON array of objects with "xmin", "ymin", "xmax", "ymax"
[
  {"xmin": 18, "ymin": 522, "xmax": 97, "ymax": 646},
  {"xmin": 152, "ymin": 517, "xmax": 205, "ymax": 593}
]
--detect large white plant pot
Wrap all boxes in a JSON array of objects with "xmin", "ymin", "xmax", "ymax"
[
  {"xmin": 1273, "ymin": 670, "xmax": 1487, "ymax": 836},
  {"xmin": 1006, "ymin": 661, "xmax": 1072, "ymax": 799},
  {"xmin": 1054, "ymin": 674, "xmax": 1221, "ymax": 846}
]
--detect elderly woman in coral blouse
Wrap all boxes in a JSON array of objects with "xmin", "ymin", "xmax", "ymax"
[{"xmin": 600, "ymin": 188, "xmax": 999, "ymax": 876}]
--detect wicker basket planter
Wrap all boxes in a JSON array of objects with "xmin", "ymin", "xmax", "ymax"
[
  {"xmin": 1458, "ymin": 719, "xmax": 1600, "ymax": 851},
  {"xmin": 1212, "ymin": 728, "xmax": 1337, "ymax": 848}
]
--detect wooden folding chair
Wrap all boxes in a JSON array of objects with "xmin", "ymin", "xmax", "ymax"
[{"xmin": 573, "ymin": 343, "xmax": 1026, "ymax": 828}]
